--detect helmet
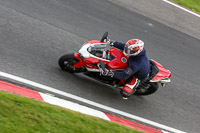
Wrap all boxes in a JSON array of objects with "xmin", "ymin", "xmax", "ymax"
[{"xmin": 123, "ymin": 39, "xmax": 144, "ymax": 56}]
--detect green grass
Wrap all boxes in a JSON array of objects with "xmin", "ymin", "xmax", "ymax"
[
  {"xmin": 0, "ymin": 90, "xmax": 143, "ymax": 133},
  {"xmin": 171, "ymin": 0, "xmax": 200, "ymax": 14}
]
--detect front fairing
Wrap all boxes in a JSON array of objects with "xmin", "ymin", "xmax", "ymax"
[{"xmin": 79, "ymin": 40, "xmax": 128, "ymax": 70}]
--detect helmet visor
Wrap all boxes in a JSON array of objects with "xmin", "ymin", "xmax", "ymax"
[{"xmin": 124, "ymin": 45, "xmax": 138, "ymax": 56}]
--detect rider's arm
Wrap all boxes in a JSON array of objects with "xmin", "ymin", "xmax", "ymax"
[
  {"xmin": 113, "ymin": 66, "xmax": 139, "ymax": 80},
  {"xmin": 112, "ymin": 42, "xmax": 125, "ymax": 51}
]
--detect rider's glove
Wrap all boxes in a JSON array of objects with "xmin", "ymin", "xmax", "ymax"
[
  {"xmin": 100, "ymin": 68, "xmax": 114, "ymax": 77},
  {"xmin": 106, "ymin": 70, "xmax": 114, "ymax": 77}
]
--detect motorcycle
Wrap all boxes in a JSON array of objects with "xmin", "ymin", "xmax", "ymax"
[{"xmin": 58, "ymin": 32, "xmax": 171, "ymax": 96}]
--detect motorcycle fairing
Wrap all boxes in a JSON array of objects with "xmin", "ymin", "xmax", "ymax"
[
  {"xmin": 73, "ymin": 53, "xmax": 105, "ymax": 70},
  {"xmin": 72, "ymin": 53, "xmax": 85, "ymax": 68},
  {"xmin": 76, "ymin": 40, "xmax": 128, "ymax": 71},
  {"xmin": 150, "ymin": 60, "xmax": 171, "ymax": 82}
]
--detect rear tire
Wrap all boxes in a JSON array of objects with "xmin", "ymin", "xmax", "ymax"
[
  {"xmin": 135, "ymin": 82, "xmax": 159, "ymax": 96},
  {"xmin": 58, "ymin": 53, "xmax": 86, "ymax": 73}
]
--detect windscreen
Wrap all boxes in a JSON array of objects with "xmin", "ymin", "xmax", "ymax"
[{"xmin": 87, "ymin": 44, "xmax": 107, "ymax": 58}]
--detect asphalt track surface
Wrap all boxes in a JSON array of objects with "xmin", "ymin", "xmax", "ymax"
[{"xmin": 0, "ymin": 0, "xmax": 200, "ymax": 132}]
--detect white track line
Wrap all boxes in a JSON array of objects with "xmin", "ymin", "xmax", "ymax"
[
  {"xmin": 162, "ymin": 0, "xmax": 200, "ymax": 18},
  {"xmin": 0, "ymin": 71, "xmax": 186, "ymax": 133},
  {"xmin": 39, "ymin": 93, "xmax": 111, "ymax": 121}
]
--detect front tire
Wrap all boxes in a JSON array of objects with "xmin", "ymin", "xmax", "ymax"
[{"xmin": 58, "ymin": 53, "xmax": 85, "ymax": 73}]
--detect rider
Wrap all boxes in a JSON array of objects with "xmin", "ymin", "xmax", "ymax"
[{"xmin": 101, "ymin": 39, "xmax": 150, "ymax": 99}]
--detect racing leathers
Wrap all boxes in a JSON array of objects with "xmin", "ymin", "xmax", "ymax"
[{"xmin": 112, "ymin": 41, "xmax": 150, "ymax": 98}]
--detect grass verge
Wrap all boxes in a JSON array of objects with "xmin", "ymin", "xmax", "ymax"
[
  {"xmin": 0, "ymin": 90, "xmax": 143, "ymax": 133},
  {"xmin": 171, "ymin": 0, "xmax": 200, "ymax": 14}
]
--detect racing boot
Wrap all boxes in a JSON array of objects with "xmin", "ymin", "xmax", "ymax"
[{"xmin": 120, "ymin": 77, "xmax": 139, "ymax": 99}]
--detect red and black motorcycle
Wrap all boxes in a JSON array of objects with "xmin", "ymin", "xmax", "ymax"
[{"xmin": 58, "ymin": 32, "xmax": 171, "ymax": 96}]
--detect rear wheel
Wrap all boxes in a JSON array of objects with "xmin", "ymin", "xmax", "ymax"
[
  {"xmin": 58, "ymin": 53, "xmax": 86, "ymax": 73},
  {"xmin": 134, "ymin": 82, "xmax": 159, "ymax": 96}
]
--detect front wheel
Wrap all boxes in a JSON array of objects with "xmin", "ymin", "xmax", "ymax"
[
  {"xmin": 134, "ymin": 82, "xmax": 159, "ymax": 96},
  {"xmin": 58, "ymin": 53, "xmax": 86, "ymax": 73}
]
